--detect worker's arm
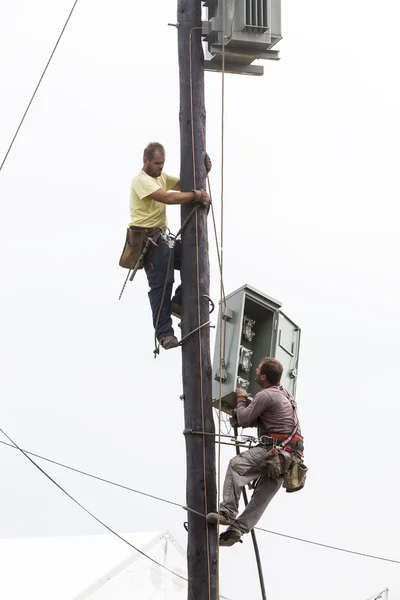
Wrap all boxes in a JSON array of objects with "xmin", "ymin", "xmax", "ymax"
[
  {"xmin": 165, "ymin": 173, "xmax": 180, "ymax": 192},
  {"xmin": 236, "ymin": 390, "xmax": 269, "ymax": 428},
  {"xmin": 150, "ymin": 188, "xmax": 209, "ymax": 206}
]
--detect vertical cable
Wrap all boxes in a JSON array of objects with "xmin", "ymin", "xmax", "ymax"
[
  {"xmin": 0, "ymin": 0, "xmax": 80, "ymax": 172},
  {"xmin": 216, "ymin": 0, "xmax": 227, "ymax": 593}
]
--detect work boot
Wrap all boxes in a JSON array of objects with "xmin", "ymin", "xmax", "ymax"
[
  {"xmin": 161, "ymin": 336, "xmax": 180, "ymax": 350},
  {"xmin": 206, "ymin": 511, "xmax": 234, "ymax": 526},
  {"xmin": 219, "ymin": 528, "xmax": 243, "ymax": 547},
  {"xmin": 171, "ymin": 302, "xmax": 181, "ymax": 319}
]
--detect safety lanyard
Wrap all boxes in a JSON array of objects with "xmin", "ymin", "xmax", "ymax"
[{"xmin": 278, "ymin": 387, "xmax": 299, "ymax": 448}]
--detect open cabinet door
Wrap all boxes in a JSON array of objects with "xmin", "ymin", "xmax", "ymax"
[{"xmin": 275, "ymin": 311, "xmax": 301, "ymax": 398}]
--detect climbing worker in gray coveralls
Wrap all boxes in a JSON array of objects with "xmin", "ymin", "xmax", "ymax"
[
  {"xmin": 207, "ymin": 357, "xmax": 305, "ymax": 547},
  {"xmin": 129, "ymin": 142, "xmax": 210, "ymax": 350}
]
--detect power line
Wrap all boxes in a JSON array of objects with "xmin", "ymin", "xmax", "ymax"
[
  {"xmin": 0, "ymin": 429, "xmax": 187, "ymax": 585},
  {"xmin": 0, "ymin": 431, "xmax": 232, "ymax": 600},
  {"xmin": 0, "ymin": 0, "xmax": 80, "ymax": 173},
  {"xmin": 0, "ymin": 438, "xmax": 183, "ymax": 509},
  {"xmin": 2, "ymin": 437, "xmax": 400, "ymax": 566},
  {"xmin": 253, "ymin": 525, "xmax": 400, "ymax": 565}
]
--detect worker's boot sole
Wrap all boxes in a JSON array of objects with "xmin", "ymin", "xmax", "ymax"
[
  {"xmin": 206, "ymin": 512, "xmax": 234, "ymax": 526},
  {"xmin": 161, "ymin": 336, "xmax": 180, "ymax": 350},
  {"xmin": 219, "ymin": 529, "xmax": 243, "ymax": 547}
]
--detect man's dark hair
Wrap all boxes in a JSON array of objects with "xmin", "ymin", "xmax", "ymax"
[
  {"xmin": 259, "ymin": 357, "xmax": 283, "ymax": 385},
  {"xmin": 143, "ymin": 142, "xmax": 165, "ymax": 161}
]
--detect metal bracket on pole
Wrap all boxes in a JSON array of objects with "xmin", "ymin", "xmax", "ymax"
[{"xmin": 178, "ymin": 320, "xmax": 213, "ymax": 346}]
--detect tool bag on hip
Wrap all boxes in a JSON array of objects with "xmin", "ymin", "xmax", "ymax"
[
  {"xmin": 282, "ymin": 454, "xmax": 308, "ymax": 493},
  {"xmin": 260, "ymin": 448, "xmax": 283, "ymax": 479},
  {"xmin": 119, "ymin": 227, "xmax": 160, "ymax": 270},
  {"xmin": 260, "ymin": 414, "xmax": 308, "ymax": 493},
  {"xmin": 259, "ymin": 447, "xmax": 308, "ymax": 493}
]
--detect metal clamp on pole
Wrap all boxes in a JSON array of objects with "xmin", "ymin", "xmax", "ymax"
[{"xmin": 183, "ymin": 429, "xmax": 195, "ymax": 436}]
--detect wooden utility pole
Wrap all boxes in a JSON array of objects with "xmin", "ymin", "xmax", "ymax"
[{"xmin": 178, "ymin": 1, "xmax": 218, "ymax": 598}]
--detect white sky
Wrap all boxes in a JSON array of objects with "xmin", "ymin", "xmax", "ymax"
[{"xmin": 0, "ymin": 1, "xmax": 400, "ymax": 599}]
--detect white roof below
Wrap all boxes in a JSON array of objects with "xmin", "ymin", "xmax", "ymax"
[{"xmin": 0, "ymin": 531, "xmax": 187, "ymax": 600}]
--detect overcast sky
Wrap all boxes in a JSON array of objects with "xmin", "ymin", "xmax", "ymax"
[{"xmin": 1, "ymin": 1, "xmax": 400, "ymax": 599}]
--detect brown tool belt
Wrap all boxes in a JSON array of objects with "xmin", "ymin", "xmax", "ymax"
[
  {"xmin": 260, "ymin": 432, "xmax": 304, "ymax": 459},
  {"xmin": 119, "ymin": 226, "xmax": 162, "ymax": 270}
]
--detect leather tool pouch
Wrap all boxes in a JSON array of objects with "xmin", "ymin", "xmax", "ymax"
[
  {"xmin": 260, "ymin": 448, "xmax": 285, "ymax": 480},
  {"xmin": 282, "ymin": 455, "xmax": 308, "ymax": 493},
  {"xmin": 259, "ymin": 448, "xmax": 308, "ymax": 492},
  {"xmin": 119, "ymin": 227, "xmax": 160, "ymax": 270}
]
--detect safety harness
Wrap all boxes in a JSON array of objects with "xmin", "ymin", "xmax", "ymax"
[{"xmin": 257, "ymin": 388, "xmax": 308, "ymax": 492}]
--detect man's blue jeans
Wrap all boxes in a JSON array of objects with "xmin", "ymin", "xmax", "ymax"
[{"xmin": 144, "ymin": 236, "xmax": 182, "ymax": 342}]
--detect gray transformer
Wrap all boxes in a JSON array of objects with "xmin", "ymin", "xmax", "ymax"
[
  {"xmin": 212, "ymin": 284, "xmax": 300, "ymax": 413},
  {"xmin": 202, "ymin": 0, "xmax": 282, "ymax": 76}
]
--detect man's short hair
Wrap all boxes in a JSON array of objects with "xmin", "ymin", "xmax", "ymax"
[
  {"xmin": 259, "ymin": 357, "xmax": 283, "ymax": 385},
  {"xmin": 143, "ymin": 142, "xmax": 165, "ymax": 161}
]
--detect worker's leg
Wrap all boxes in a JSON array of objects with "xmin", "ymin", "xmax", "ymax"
[
  {"xmin": 171, "ymin": 239, "xmax": 182, "ymax": 308},
  {"xmin": 219, "ymin": 447, "xmax": 268, "ymax": 520},
  {"xmin": 144, "ymin": 237, "xmax": 175, "ymax": 341},
  {"xmin": 232, "ymin": 475, "xmax": 283, "ymax": 535}
]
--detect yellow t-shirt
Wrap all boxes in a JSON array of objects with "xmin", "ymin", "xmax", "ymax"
[{"xmin": 129, "ymin": 170, "xmax": 179, "ymax": 228}]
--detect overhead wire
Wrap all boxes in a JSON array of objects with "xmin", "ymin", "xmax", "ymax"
[
  {"xmin": 0, "ymin": 439, "xmax": 233, "ymax": 600},
  {"xmin": 1, "ymin": 3, "xmax": 397, "ymax": 595},
  {"xmin": 0, "ymin": 428, "xmax": 187, "ymax": 584},
  {"xmin": 2, "ymin": 437, "xmax": 400, "ymax": 566},
  {"xmin": 0, "ymin": 0, "xmax": 80, "ymax": 173}
]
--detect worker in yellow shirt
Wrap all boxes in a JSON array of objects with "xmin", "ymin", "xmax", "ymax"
[{"xmin": 130, "ymin": 142, "xmax": 210, "ymax": 350}]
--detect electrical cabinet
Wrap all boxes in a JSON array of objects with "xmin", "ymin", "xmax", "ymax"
[
  {"xmin": 202, "ymin": 0, "xmax": 282, "ymax": 76},
  {"xmin": 212, "ymin": 284, "xmax": 300, "ymax": 413}
]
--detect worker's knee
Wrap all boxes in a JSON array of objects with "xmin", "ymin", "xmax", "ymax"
[{"xmin": 230, "ymin": 447, "xmax": 267, "ymax": 477}]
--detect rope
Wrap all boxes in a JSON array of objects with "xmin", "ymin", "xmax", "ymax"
[
  {"xmin": 209, "ymin": 8, "xmax": 267, "ymax": 597},
  {"xmin": 216, "ymin": 3, "xmax": 227, "ymax": 594},
  {"xmin": 189, "ymin": 25, "xmax": 212, "ymax": 600},
  {"xmin": 0, "ymin": 0, "xmax": 80, "ymax": 173},
  {"xmin": 2, "ymin": 438, "xmax": 400, "ymax": 566},
  {"xmin": 153, "ymin": 247, "xmax": 173, "ymax": 357}
]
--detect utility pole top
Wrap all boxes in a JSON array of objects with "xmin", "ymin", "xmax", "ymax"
[{"xmin": 202, "ymin": 0, "xmax": 283, "ymax": 75}]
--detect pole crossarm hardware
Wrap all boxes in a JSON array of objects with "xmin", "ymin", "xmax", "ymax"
[
  {"xmin": 178, "ymin": 320, "xmax": 213, "ymax": 346},
  {"xmin": 2, "ymin": 439, "xmax": 400, "ymax": 566}
]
